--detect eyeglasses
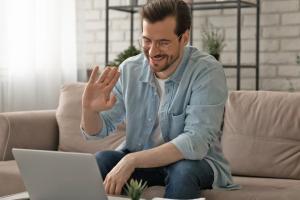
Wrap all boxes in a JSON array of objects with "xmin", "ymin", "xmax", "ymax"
[{"xmin": 139, "ymin": 34, "xmax": 183, "ymax": 51}]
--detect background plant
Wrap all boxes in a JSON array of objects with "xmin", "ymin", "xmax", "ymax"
[
  {"xmin": 201, "ymin": 24, "xmax": 225, "ymax": 59},
  {"xmin": 87, "ymin": 45, "xmax": 140, "ymax": 80},
  {"xmin": 109, "ymin": 45, "xmax": 141, "ymax": 67},
  {"xmin": 297, "ymin": 55, "xmax": 300, "ymax": 65}
]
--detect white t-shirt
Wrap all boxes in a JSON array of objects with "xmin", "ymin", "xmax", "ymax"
[{"xmin": 149, "ymin": 75, "xmax": 166, "ymax": 147}]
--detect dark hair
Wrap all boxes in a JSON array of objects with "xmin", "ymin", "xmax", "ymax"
[{"xmin": 140, "ymin": 0, "xmax": 191, "ymax": 36}]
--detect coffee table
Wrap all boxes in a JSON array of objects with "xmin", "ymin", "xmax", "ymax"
[
  {"xmin": 0, "ymin": 192, "xmax": 131, "ymax": 200},
  {"xmin": 0, "ymin": 192, "xmax": 205, "ymax": 200}
]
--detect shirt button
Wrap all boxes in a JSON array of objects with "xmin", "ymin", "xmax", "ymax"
[{"xmin": 148, "ymin": 118, "xmax": 152, "ymax": 121}]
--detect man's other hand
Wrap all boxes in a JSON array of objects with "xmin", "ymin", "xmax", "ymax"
[{"xmin": 103, "ymin": 154, "xmax": 136, "ymax": 195}]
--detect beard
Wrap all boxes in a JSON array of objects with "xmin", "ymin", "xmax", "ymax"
[{"xmin": 144, "ymin": 48, "xmax": 181, "ymax": 73}]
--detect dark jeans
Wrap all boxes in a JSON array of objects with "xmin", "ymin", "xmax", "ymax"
[{"xmin": 95, "ymin": 150, "xmax": 214, "ymax": 199}]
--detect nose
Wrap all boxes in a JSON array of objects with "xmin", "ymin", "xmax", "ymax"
[{"xmin": 148, "ymin": 43, "xmax": 160, "ymax": 57}]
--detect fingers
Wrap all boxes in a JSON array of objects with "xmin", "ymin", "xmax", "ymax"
[
  {"xmin": 105, "ymin": 72, "xmax": 120, "ymax": 91},
  {"xmin": 104, "ymin": 177, "xmax": 123, "ymax": 195},
  {"xmin": 97, "ymin": 67, "xmax": 120, "ymax": 87},
  {"xmin": 115, "ymin": 183, "xmax": 123, "ymax": 195},
  {"xmin": 88, "ymin": 66, "xmax": 99, "ymax": 84},
  {"xmin": 96, "ymin": 67, "xmax": 111, "ymax": 84},
  {"xmin": 104, "ymin": 179, "xmax": 109, "ymax": 194},
  {"xmin": 108, "ymin": 182, "xmax": 116, "ymax": 195}
]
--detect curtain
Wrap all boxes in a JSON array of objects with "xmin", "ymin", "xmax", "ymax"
[{"xmin": 0, "ymin": 0, "xmax": 77, "ymax": 112}]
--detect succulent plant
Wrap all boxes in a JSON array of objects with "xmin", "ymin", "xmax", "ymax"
[{"xmin": 125, "ymin": 179, "xmax": 148, "ymax": 200}]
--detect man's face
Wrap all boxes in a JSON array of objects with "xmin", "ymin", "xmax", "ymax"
[{"xmin": 142, "ymin": 16, "xmax": 185, "ymax": 75}]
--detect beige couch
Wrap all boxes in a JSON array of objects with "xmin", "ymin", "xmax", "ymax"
[{"xmin": 1, "ymin": 83, "xmax": 300, "ymax": 199}]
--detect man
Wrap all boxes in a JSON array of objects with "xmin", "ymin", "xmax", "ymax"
[{"xmin": 81, "ymin": 0, "xmax": 237, "ymax": 199}]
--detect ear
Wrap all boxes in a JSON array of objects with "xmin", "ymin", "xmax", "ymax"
[{"xmin": 182, "ymin": 30, "xmax": 190, "ymax": 46}]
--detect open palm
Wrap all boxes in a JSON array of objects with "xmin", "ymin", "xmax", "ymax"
[{"xmin": 82, "ymin": 66, "xmax": 120, "ymax": 112}]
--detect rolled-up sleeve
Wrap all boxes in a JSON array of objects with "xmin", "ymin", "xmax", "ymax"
[{"xmin": 171, "ymin": 65, "xmax": 227, "ymax": 160}]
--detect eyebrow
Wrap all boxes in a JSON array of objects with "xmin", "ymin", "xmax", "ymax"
[{"xmin": 142, "ymin": 36, "xmax": 171, "ymax": 42}]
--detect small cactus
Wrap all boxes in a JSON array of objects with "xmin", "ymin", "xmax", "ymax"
[{"xmin": 125, "ymin": 179, "xmax": 148, "ymax": 200}]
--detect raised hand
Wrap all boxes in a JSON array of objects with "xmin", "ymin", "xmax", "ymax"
[{"xmin": 82, "ymin": 66, "xmax": 120, "ymax": 113}]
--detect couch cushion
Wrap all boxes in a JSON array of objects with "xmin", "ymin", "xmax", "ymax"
[
  {"xmin": 0, "ymin": 160, "xmax": 25, "ymax": 197},
  {"xmin": 222, "ymin": 91, "xmax": 300, "ymax": 179},
  {"xmin": 56, "ymin": 83, "xmax": 125, "ymax": 153},
  {"xmin": 142, "ymin": 177, "xmax": 300, "ymax": 200},
  {"xmin": 203, "ymin": 176, "xmax": 300, "ymax": 200}
]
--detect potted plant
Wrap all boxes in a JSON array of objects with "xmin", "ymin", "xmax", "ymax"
[
  {"xmin": 109, "ymin": 45, "xmax": 141, "ymax": 67},
  {"xmin": 297, "ymin": 55, "xmax": 300, "ymax": 65},
  {"xmin": 86, "ymin": 45, "xmax": 140, "ymax": 80},
  {"xmin": 125, "ymin": 179, "xmax": 148, "ymax": 200},
  {"xmin": 201, "ymin": 24, "xmax": 225, "ymax": 61}
]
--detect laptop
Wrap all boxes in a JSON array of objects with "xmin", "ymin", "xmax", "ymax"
[{"xmin": 11, "ymin": 148, "xmax": 129, "ymax": 200}]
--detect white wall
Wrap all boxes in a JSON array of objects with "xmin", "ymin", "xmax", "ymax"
[{"xmin": 76, "ymin": 0, "xmax": 300, "ymax": 91}]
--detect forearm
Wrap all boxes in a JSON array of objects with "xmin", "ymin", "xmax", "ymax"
[
  {"xmin": 130, "ymin": 142, "xmax": 184, "ymax": 168},
  {"xmin": 80, "ymin": 109, "xmax": 103, "ymax": 135}
]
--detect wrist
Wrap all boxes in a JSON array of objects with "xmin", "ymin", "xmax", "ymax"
[{"xmin": 124, "ymin": 153, "xmax": 139, "ymax": 169}]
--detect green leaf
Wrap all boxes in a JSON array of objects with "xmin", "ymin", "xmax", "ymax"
[
  {"xmin": 201, "ymin": 24, "xmax": 225, "ymax": 56},
  {"xmin": 109, "ymin": 46, "xmax": 141, "ymax": 67},
  {"xmin": 125, "ymin": 179, "xmax": 148, "ymax": 200}
]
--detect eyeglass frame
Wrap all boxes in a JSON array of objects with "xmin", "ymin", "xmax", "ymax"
[{"xmin": 138, "ymin": 33, "xmax": 183, "ymax": 51}]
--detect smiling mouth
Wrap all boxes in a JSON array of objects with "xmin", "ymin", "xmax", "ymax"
[{"xmin": 150, "ymin": 55, "xmax": 166, "ymax": 62}]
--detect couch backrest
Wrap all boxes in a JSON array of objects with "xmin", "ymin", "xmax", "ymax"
[
  {"xmin": 56, "ymin": 83, "xmax": 125, "ymax": 153},
  {"xmin": 57, "ymin": 83, "xmax": 300, "ymax": 179},
  {"xmin": 222, "ymin": 91, "xmax": 300, "ymax": 180}
]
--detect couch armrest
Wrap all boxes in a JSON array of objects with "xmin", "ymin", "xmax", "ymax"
[{"xmin": 0, "ymin": 110, "xmax": 59, "ymax": 161}]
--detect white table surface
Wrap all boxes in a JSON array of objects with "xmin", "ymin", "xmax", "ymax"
[{"xmin": 0, "ymin": 192, "xmax": 131, "ymax": 200}]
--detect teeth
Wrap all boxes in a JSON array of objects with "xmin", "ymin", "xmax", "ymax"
[{"xmin": 151, "ymin": 57, "xmax": 164, "ymax": 61}]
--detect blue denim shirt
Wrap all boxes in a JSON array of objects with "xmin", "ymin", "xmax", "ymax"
[{"xmin": 82, "ymin": 46, "xmax": 238, "ymax": 189}]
